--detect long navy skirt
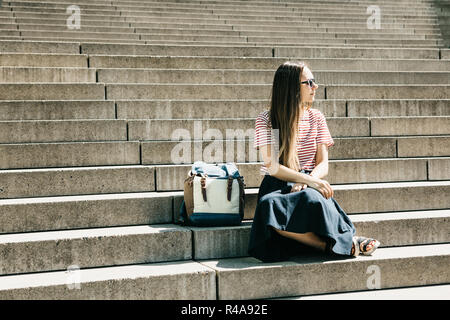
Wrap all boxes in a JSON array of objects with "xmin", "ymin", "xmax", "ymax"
[{"xmin": 248, "ymin": 170, "xmax": 356, "ymax": 262}]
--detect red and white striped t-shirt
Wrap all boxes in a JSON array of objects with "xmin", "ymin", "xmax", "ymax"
[{"xmin": 253, "ymin": 109, "xmax": 334, "ymax": 172}]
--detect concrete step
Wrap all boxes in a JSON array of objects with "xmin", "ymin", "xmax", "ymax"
[
  {"xmin": 0, "ymin": 67, "xmax": 96, "ymax": 83},
  {"xmin": 0, "ymin": 100, "xmax": 115, "ymax": 120},
  {"xmin": 0, "ymin": 136, "xmax": 448, "ymax": 170},
  {"xmin": 109, "ymin": 178, "xmax": 450, "ymax": 222},
  {"xmin": 128, "ymin": 116, "xmax": 450, "ymax": 141},
  {"xmin": 97, "ymin": 69, "xmax": 450, "ymax": 85},
  {"xmin": 140, "ymin": 33, "xmax": 248, "ymax": 43},
  {"xmin": 0, "ymin": 120, "xmax": 127, "ymax": 143},
  {"xmin": 0, "ymin": 30, "xmax": 20, "ymax": 37},
  {"xmin": 0, "ymin": 161, "xmax": 448, "ymax": 200},
  {"xmin": 1, "ymin": 177, "xmax": 449, "ymax": 234},
  {"xmin": 123, "ymin": 28, "xmax": 444, "ymax": 41},
  {"xmin": 0, "ymin": 53, "xmax": 88, "ymax": 67},
  {"xmin": 398, "ymin": 136, "xmax": 450, "ymax": 158},
  {"xmin": 115, "ymin": 99, "xmax": 345, "ymax": 119},
  {"xmin": 0, "ymin": 24, "xmax": 18, "ymax": 30},
  {"xmin": 13, "ymin": 12, "xmax": 126, "ymax": 22},
  {"xmin": 0, "ymin": 83, "xmax": 105, "ymax": 100},
  {"xmin": 123, "ymin": 14, "xmax": 437, "ymax": 28},
  {"xmin": 104, "ymin": 83, "xmax": 450, "ymax": 100},
  {"xmin": 286, "ymin": 284, "xmax": 450, "ymax": 300},
  {"xmin": 11, "ymin": 7, "xmax": 120, "ymax": 17},
  {"xmin": 8, "ymin": 1, "xmax": 116, "ymax": 11},
  {"xmin": 115, "ymin": 99, "xmax": 450, "ymax": 119},
  {"xmin": 203, "ymin": 10, "xmax": 437, "ymax": 19},
  {"xmin": 10, "ymin": 34, "xmax": 439, "ymax": 48},
  {"xmin": 371, "ymin": 116, "xmax": 450, "ymax": 136},
  {"xmin": 141, "ymin": 136, "xmax": 450, "ymax": 164},
  {"xmin": 132, "ymin": 21, "xmax": 233, "ymax": 30},
  {"xmin": 432, "ymin": 149, "xmax": 450, "ymax": 174},
  {"xmin": 89, "ymin": 55, "xmax": 450, "ymax": 72},
  {"xmin": 20, "ymin": 30, "xmax": 141, "ymax": 40},
  {"xmin": 135, "ymin": 27, "xmax": 239, "ymax": 36},
  {"xmin": 0, "ymin": 224, "xmax": 192, "ymax": 275},
  {"xmin": 114, "ymin": 10, "xmax": 437, "ymax": 23},
  {"xmin": 0, "ymin": 36, "xmax": 22, "ymax": 41},
  {"xmin": 17, "ymin": 24, "xmax": 136, "ymax": 34},
  {"xmin": 343, "ymin": 39, "xmax": 441, "ymax": 46},
  {"xmin": 347, "ymin": 99, "xmax": 450, "ymax": 117},
  {"xmin": 176, "ymin": 178, "xmax": 450, "ymax": 219},
  {"xmin": 14, "ymin": 17, "xmax": 132, "ymax": 27},
  {"xmin": 20, "ymin": 37, "xmax": 143, "ymax": 45},
  {"xmin": 0, "ymin": 211, "xmax": 448, "ymax": 275},
  {"xmin": 141, "ymin": 42, "xmax": 445, "ymax": 50},
  {"xmin": 249, "ymin": 36, "xmax": 441, "ymax": 46},
  {"xmin": 105, "ymin": 83, "xmax": 286, "ymax": 100},
  {"xmin": 0, "ymin": 141, "xmax": 136, "ymax": 169},
  {"xmin": 190, "ymin": 210, "xmax": 450, "ymax": 259},
  {"xmin": 117, "ymin": 2, "xmax": 431, "ymax": 10},
  {"xmin": 128, "ymin": 117, "xmax": 358, "ymax": 141},
  {"xmin": 8, "ymin": 0, "xmax": 434, "ymax": 10},
  {"xmin": 275, "ymin": 46, "xmax": 441, "ymax": 59},
  {"xmin": 111, "ymin": 4, "xmax": 437, "ymax": 16},
  {"xmin": 442, "ymin": 49, "xmax": 450, "ymax": 58},
  {"xmin": 1, "ymin": 99, "xmax": 409, "ymax": 120},
  {"xmin": 0, "ymin": 165, "xmax": 155, "ymax": 199},
  {"xmin": 326, "ymin": 85, "xmax": 449, "ymax": 99},
  {"xmin": 200, "ymin": 244, "xmax": 450, "ymax": 299},
  {"xmin": 0, "ymin": 141, "xmax": 141, "ymax": 169},
  {"xmin": 154, "ymin": 159, "xmax": 450, "ymax": 190},
  {"xmin": 139, "ymin": 40, "xmax": 437, "ymax": 48},
  {"xmin": 0, "ymin": 40, "xmax": 80, "ymax": 54},
  {"xmin": 231, "ymin": 25, "xmax": 441, "ymax": 35},
  {"xmin": 80, "ymin": 43, "xmax": 443, "ymax": 59},
  {"xmin": 240, "ymin": 30, "xmax": 439, "ymax": 40},
  {"xmin": 81, "ymin": 43, "xmax": 273, "ymax": 57},
  {"xmin": 0, "ymin": 260, "xmax": 215, "ymax": 299},
  {"xmin": 0, "ymin": 192, "xmax": 174, "ymax": 234},
  {"xmin": 0, "ymin": 18, "xmax": 17, "ymax": 24}
]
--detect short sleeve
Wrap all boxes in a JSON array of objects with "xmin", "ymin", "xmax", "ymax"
[
  {"xmin": 316, "ymin": 112, "xmax": 334, "ymax": 147},
  {"xmin": 253, "ymin": 111, "xmax": 272, "ymax": 150}
]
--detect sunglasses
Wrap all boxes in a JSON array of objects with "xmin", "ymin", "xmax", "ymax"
[{"xmin": 301, "ymin": 79, "xmax": 317, "ymax": 88}]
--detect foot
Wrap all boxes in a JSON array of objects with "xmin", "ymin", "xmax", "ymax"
[
  {"xmin": 356, "ymin": 237, "xmax": 380, "ymax": 256},
  {"xmin": 350, "ymin": 237, "xmax": 360, "ymax": 257}
]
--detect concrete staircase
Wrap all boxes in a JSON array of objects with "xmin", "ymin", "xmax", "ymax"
[{"xmin": 0, "ymin": 0, "xmax": 449, "ymax": 300}]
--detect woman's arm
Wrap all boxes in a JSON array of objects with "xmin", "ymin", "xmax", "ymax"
[
  {"xmin": 258, "ymin": 144, "xmax": 314, "ymax": 184},
  {"xmin": 258, "ymin": 144, "xmax": 334, "ymax": 198},
  {"xmin": 310, "ymin": 143, "xmax": 329, "ymax": 179}
]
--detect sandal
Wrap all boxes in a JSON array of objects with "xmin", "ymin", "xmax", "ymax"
[
  {"xmin": 350, "ymin": 236, "xmax": 360, "ymax": 257},
  {"xmin": 355, "ymin": 237, "xmax": 380, "ymax": 256}
]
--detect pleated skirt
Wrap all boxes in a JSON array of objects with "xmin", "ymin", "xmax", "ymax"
[{"xmin": 248, "ymin": 171, "xmax": 356, "ymax": 262}]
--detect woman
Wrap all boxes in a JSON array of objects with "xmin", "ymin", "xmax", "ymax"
[{"xmin": 248, "ymin": 61, "xmax": 380, "ymax": 262}]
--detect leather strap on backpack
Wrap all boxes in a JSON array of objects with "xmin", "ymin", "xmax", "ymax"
[
  {"xmin": 200, "ymin": 177, "xmax": 207, "ymax": 202},
  {"xmin": 227, "ymin": 176, "xmax": 233, "ymax": 201}
]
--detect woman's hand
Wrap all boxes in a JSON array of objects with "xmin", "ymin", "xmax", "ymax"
[
  {"xmin": 290, "ymin": 183, "xmax": 308, "ymax": 193},
  {"xmin": 306, "ymin": 177, "xmax": 334, "ymax": 199}
]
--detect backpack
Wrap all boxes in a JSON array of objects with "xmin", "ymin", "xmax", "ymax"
[{"xmin": 178, "ymin": 161, "xmax": 245, "ymax": 227}]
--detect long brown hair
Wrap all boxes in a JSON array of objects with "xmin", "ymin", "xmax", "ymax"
[{"xmin": 269, "ymin": 61, "xmax": 308, "ymax": 171}]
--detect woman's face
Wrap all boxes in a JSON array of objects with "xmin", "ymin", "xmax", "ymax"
[{"xmin": 300, "ymin": 66, "xmax": 319, "ymax": 103}]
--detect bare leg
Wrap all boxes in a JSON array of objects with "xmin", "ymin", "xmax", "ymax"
[{"xmin": 272, "ymin": 227, "xmax": 327, "ymax": 252}]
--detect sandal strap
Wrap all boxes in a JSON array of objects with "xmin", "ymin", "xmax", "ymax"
[{"xmin": 358, "ymin": 237, "xmax": 378, "ymax": 252}]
